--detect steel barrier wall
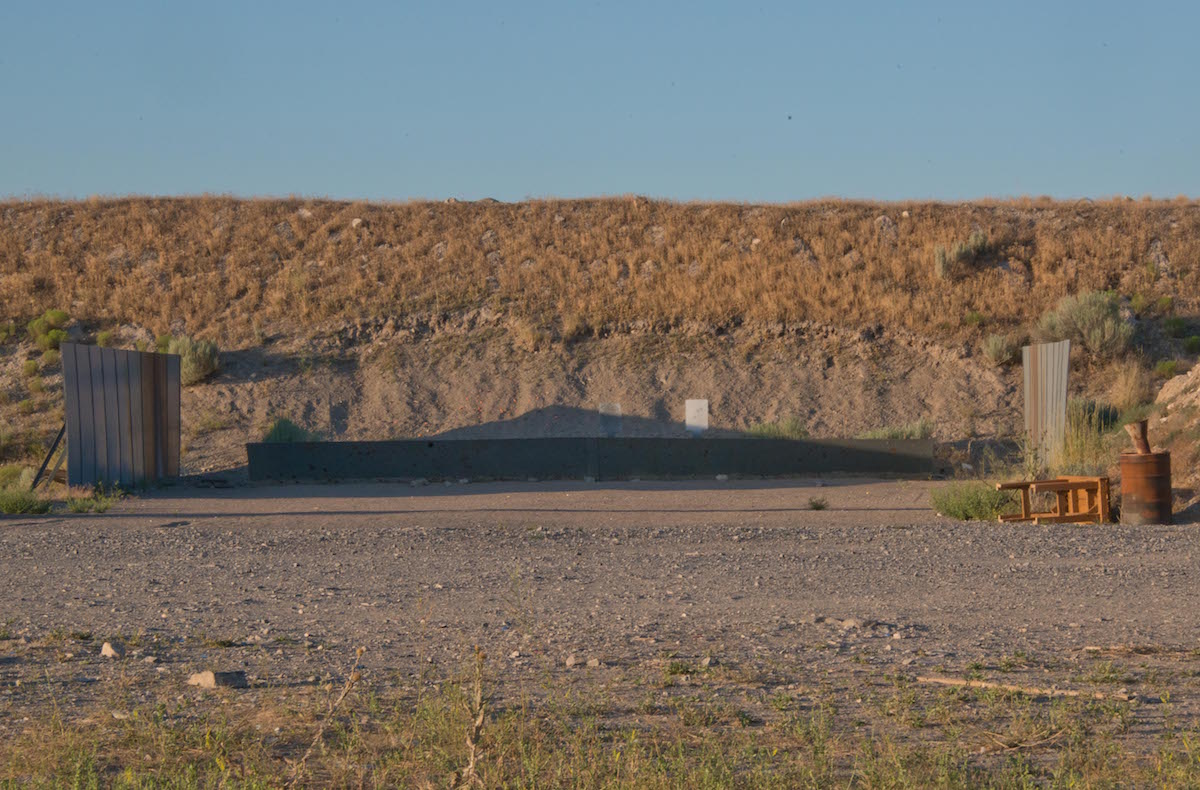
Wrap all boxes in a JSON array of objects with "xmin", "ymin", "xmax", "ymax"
[
  {"xmin": 246, "ymin": 437, "xmax": 934, "ymax": 482},
  {"xmin": 61, "ymin": 343, "xmax": 180, "ymax": 487}
]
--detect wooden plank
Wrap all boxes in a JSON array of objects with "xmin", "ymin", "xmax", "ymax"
[
  {"xmin": 128, "ymin": 351, "xmax": 145, "ymax": 484},
  {"xmin": 61, "ymin": 344, "xmax": 85, "ymax": 486},
  {"xmin": 88, "ymin": 346, "xmax": 108, "ymax": 487},
  {"xmin": 165, "ymin": 354, "xmax": 181, "ymax": 476},
  {"xmin": 100, "ymin": 348, "xmax": 122, "ymax": 485},
  {"xmin": 115, "ymin": 350, "xmax": 134, "ymax": 486}
]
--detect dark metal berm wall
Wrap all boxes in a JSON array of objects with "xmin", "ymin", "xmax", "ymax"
[{"xmin": 246, "ymin": 437, "xmax": 933, "ymax": 482}]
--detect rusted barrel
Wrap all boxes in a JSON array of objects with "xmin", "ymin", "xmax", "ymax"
[{"xmin": 1119, "ymin": 451, "xmax": 1172, "ymax": 525}]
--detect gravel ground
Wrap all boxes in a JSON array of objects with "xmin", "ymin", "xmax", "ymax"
[{"xmin": 3, "ymin": 478, "xmax": 1199, "ymax": 760}]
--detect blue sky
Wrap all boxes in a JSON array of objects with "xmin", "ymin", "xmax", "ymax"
[{"xmin": 1, "ymin": 1, "xmax": 1195, "ymax": 201}]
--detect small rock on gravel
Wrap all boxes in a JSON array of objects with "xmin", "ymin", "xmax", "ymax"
[
  {"xmin": 565, "ymin": 655, "xmax": 577, "ymax": 668},
  {"xmin": 100, "ymin": 642, "xmax": 125, "ymax": 659},
  {"xmin": 187, "ymin": 670, "xmax": 248, "ymax": 689},
  {"xmin": 586, "ymin": 658, "xmax": 601, "ymax": 668}
]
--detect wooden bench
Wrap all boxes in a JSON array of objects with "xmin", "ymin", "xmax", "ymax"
[{"xmin": 996, "ymin": 476, "xmax": 1111, "ymax": 524}]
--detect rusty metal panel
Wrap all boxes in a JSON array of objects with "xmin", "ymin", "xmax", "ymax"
[
  {"xmin": 164, "ymin": 354, "xmax": 181, "ymax": 476},
  {"xmin": 59, "ymin": 344, "xmax": 181, "ymax": 488},
  {"xmin": 128, "ymin": 351, "xmax": 145, "ymax": 482},
  {"xmin": 140, "ymin": 354, "xmax": 156, "ymax": 480},
  {"xmin": 1023, "ymin": 340, "xmax": 1070, "ymax": 468},
  {"xmin": 62, "ymin": 344, "xmax": 85, "ymax": 485}
]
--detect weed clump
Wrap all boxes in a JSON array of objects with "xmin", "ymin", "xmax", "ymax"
[
  {"xmin": 859, "ymin": 418, "xmax": 933, "ymax": 441},
  {"xmin": 1155, "ymin": 359, "xmax": 1179, "ymax": 379},
  {"xmin": 931, "ymin": 483, "xmax": 1015, "ymax": 521},
  {"xmin": 982, "ymin": 333, "xmax": 1021, "ymax": 366},
  {"xmin": 1035, "ymin": 291, "xmax": 1133, "ymax": 359},
  {"xmin": 1060, "ymin": 398, "xmax": 1121, "ymax": 475},
  {"xmin": 263, "ymin": 417, "xmax": 320, "ymax": 443},
  {"xmin": 0, "ymin": 487, "xmax": 51, "ymax": 515},
  {"xmin": 1163, "ymin": 316, "xmax": 1188, "ymax": 339},
  {"xmin": 747, "ymin": 417, "xmax": 809, "ymax": 439},
  {"xmin": 167, "ymin": 335, "xmax": 220, "ymax": 385}
]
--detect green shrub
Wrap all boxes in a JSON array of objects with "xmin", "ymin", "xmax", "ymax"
[
  {"xmin": 952, "ymin": 231, "xmax": 991, "ymax": 264},
  {"xmin": 167, "ymin": 335, "xmax": 220, "ymax": 385},
  {"xmin": 156, "ymin": 334, "xmax": 172, "ymax": 353},
  {"xmin": 1156, "ymin": 296, "xmax": 1175, "ymax": 315},
  {"xmin": 1163, "ymin": 316, "xmax": 1187, "ymax": 339},
  {"xmin": 1156, "ymin": 359, "xmax": 1179, "ymax": 379},
  {"xmin": 0, "ymin": 322, "xmax": 16, "ymax": 344},
  {"xmin": 36, "ymin": 329, "xmax": 67, "ymax": 351},
  {"xmin": 964, "ymin": 310, "xmax": 985, "ymax": 328},
  {"xmin": 41, "ymin": 349, "xmax": 60, "ymax": 367},
  {"xmin": 932, "ymin": 232, "xmax": 990, "ymax": 280},
  {"xmin": 16, "ymin": 399, "xmax": 36, "ymax": 415},
  {"xmin": 25, "ymin": 316, "xmax": 47, "ymax": 342},
  {"xmin": 1185, "ymin": 336, "xmax": 1200, "ymax": 355},
  {"xmin": 42, "ymin": 309, "xmax": 69, "ymax": 329},
  {"xmin": 0, "ymin": 487, "xmax": 51, "ymax": 515},
  {"xmin": 931, "ymin": 482, "xmax": 1015, "ymax": 521},
  {"xmin": 27, "ymin": 379, "xmax": 45, "ymax": 395},
  {"xmin": 1130, "ymin": 293, "xmax": 1150, "ymax": 316},
  {"xmin": 808, "ymin": 496, "xmax": 829, "ymax": 511},
  {"xmin": 0, "ymin": 465, "xmax": 25, "ymax": 489},
  {"xmin": 933, "ymin": 247, "xmax": 950, "ymax": 280},
  {"xmin": 859, "ymin": 418, "xmax": 933, "ymax": 440},
  {"xmin": 95, "ymin": 330, "xmax": 114, "ymax": 347},
  {"xmin": 21, "ymin": 360, "xmax": 38, "ymax": 378},
  {"xmin": 1035, "ymin": 290, "xmax": 1132, "ymax": 359},
  {"xmin": 263, "ymin": 417, "xmax": 320, "ymax": 443},
  {"xmin": 982, "ymin": 333, "xmax": 1020, "ymax": 366},
  {"xmin": 746, "ymin": 417, "xmax": 809, "ymax": 440}
]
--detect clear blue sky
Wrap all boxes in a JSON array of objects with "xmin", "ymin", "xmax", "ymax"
[{"xmin": 1, "ymin": 1, "xmax": 1196, "ymax": 202}]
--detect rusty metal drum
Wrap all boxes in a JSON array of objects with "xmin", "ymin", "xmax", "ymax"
[{"xmin": 1119, "ymin": 451, "xmax": 1172, "ymax": 525}]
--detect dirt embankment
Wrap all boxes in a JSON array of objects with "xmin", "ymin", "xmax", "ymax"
[
  {"xmin": 3, "ymin": 196, "xmax": 1198, "ymax": 475},
  {"xmin": 174, "ymin": 323, "xmax": 1015, "ymax": 473}
]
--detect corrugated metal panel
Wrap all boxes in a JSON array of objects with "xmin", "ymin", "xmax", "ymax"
[
  {"xmin": 1023, "ymin": 340, "xmax": 1070, "ymax": 468},
  {"xmin": 60, "ymin": 343, "xmax": 181, "ymax": 488}
]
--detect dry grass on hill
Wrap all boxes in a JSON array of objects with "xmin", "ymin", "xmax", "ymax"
[{"xmin": 2, "ymin": 196, "xmax": 1198, "ymax": 346}]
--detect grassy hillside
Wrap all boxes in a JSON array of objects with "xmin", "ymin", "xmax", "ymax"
[{"xmin": 2, "ymin": 196, "xmax": 1198, "ymax": 346}]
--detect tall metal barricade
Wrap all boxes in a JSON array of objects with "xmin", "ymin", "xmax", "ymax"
[
  {"xmin": 60, "ymin": 343, "xmax": 180, "ymax": 487},
  {"xmin": 1022, "ymin": 340, "xmax": 1070, "ymax": 469}
]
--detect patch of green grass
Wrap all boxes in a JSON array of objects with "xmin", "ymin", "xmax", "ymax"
[
  {"xmin": 746, "ymin": 416, "xmax": 809, "ymax": 439},
  {"xmin": 263, "ymin": 417, "xmax": 320, "ymax": 443},
  {"xmin": 1163, "ymin": 316, "xmax": 1187, "ymax": 339},
  {"xmin": 95, "ymin": 329, "xmax": 114, "ymax": 347},
  {"xmin": 931, "ymin": 482, "xmax": 1015, "ymax": 521},
  {"xmin": 66, "ymin": 486, "xmax": 122, "ymax": 514},
  {"xmin": 808, "ymin": 496, "xmax": 829, "ymax": 511},
  {"xmin": 41, "ymin": 349, "xmax": 60, "ymax": 367},
  {"xmin": 0, "ymin": 487, "xmax": 51, "ymax": 515},
  {"xmin": 1156, "ymin": 359, "xmax": 1179, "ymax": 379},
  {"xmin": 859, "ymin": 418, "xmax": 933, "ymax": 441},
  {"xmin": 21, "ymin": 359, "xmax": 39, "ymax": 377},
  {"xmin": 1185, "ymin": 335, "xmax": 1200, "ymax": 355},
  {"xmin": 964, "ymin": 310, "xmax": 985, "ymax": 327}
]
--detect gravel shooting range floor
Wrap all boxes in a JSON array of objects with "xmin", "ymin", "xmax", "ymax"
[{"xmin": 4, "ymin": 478, "xmax": 1200, "ymax": 785}]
